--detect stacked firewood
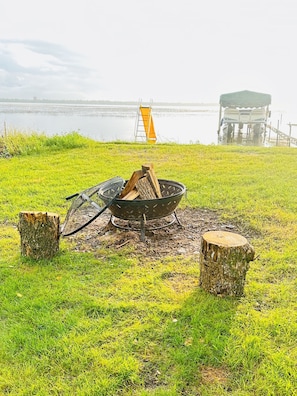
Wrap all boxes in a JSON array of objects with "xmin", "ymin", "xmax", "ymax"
[{"xmin": 119, "ymin": 164, "xmax": 162, "ymax": 200}]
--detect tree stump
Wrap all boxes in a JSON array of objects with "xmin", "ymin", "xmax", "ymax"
[
  {"xmin": 200, "ymin": 231, "xmax": 255, "ymax": 297},
  {"xmin": 18, "ymin": 211, "xmax": 60, "ymax": 259}
]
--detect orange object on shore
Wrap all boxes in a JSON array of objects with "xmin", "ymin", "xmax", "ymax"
[{"xmin": 139, "ymin": 106, "xmax": 157, "ymax": 144}]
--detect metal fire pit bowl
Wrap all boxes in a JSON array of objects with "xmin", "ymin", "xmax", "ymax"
[{"xmin": 98, "ymin": 179, "xmax": 186, "ymax": 239}]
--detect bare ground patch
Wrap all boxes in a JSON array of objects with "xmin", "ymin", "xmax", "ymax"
[
  {"xmin": 64, "ymin": 208, "xmax": 253, "ymax": 260},
  {"xmin": 200, "ymin": 365, "xmax": 230, "ymax": 385}
]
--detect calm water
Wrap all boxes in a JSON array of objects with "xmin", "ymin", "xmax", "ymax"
[
  {"xmin": 0, "ymin": 101, "xmax": 294, "ymax": 145},
  {"xmin": 0, "ymin": 101, "xmax": 222, "ymax": 145}
]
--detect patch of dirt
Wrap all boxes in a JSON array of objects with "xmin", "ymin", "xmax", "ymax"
[
  {"xmin": 200, "ymin": 365, "xmax": 230, "ymax": 385},
  {"xmin": 64, "ymin": 208, "xmax": 252, "ymax": 260}
]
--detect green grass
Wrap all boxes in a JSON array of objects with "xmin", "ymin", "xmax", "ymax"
[
  {"xmin": 1, "ymin": 132, "xmax": 297, "ymax": 395},
  {"xmin": 0, "ymin": 129, "xmax": 94, "ymax": 157}
]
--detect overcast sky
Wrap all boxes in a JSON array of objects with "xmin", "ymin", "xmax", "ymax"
[{"xmin": 0, "ymin": 0, "xmax": 296, "ymax": 108}]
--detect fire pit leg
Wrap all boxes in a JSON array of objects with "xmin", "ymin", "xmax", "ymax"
[
  {"xmin": 140, "ymin": 214, "xmax": 146, "ymax": 242},
  {"xmin": 174, "ymin": 211, "xmax": 183, "ymax": 227},
  {"xmin": 109, "ymin": 210, "xmax": 183, "ymax": 242}
]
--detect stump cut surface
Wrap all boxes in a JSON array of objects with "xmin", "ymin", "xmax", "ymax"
[{"xmin": 202, "ymin": 230, "xmax": 248, "ymax": 248}]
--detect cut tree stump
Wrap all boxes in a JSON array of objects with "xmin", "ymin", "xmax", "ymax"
[
  {"xmin": 199, "ymin": 231, "xmax": 255, "ymax": 297},
  {"xmin": 18, "ymin": 211, "xmax": 60, "ymax": 259}
]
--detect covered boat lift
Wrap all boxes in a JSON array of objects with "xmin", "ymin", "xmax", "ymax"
[{"xmin": 218, "ymin": 90, "xmax": 271, "ymax": 145}]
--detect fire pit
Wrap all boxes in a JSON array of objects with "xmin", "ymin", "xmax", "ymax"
[
  {"xmin": 61, "ymin": 175, "xmax": 186, "ymax": 241},
  {"xmin": 98, "ymin": 179, "xmax": 186, "ymax": 240}
]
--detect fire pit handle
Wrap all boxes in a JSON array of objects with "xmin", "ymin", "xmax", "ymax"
[{"xmin": 65, "ymin": 192, "xmax": 79, "ymax": 200}]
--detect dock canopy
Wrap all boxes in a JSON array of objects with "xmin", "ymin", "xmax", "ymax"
[
  {"xmin": 217, "ymin": 89, "xmax": 272, "ymax": 145},
  {"xmin": 220, "ymin": 90, "xmax": 271, "ymax": 108}
]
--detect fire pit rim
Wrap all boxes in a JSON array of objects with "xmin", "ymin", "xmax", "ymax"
[
  {"xmin": 98, "ymin": 178, "xmax": 186, "ymax": 221},
  {"xmin": 99, "ymin": 178, "xmax": 186, "ymax": 203}
]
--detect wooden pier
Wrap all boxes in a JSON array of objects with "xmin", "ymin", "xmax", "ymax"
[{"xmin": 265, "ymin": 124, "xmax": 297, "ymax": 147}]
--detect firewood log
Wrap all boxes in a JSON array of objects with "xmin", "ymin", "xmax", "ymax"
[
  {"xmin": 142, "ymin": 164, "xmax": 162, "ymax": 198},
  {"xmin": 120, "ymin": 170, "xmax": 143, "ymax": 198},
  {"xmin": 136, "ymin": 176, "xmax": 157, "ymax": 199}
]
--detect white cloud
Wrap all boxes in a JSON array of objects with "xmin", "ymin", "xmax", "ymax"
[{"xmin": 0, "ymin": 39, "xmax": 101, "ymax": 99}]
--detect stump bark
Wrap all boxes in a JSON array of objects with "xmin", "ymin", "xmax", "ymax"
[
  {"xmin": 200, "ymin": 231, "xmax": 255, "ymax": 297},
  {"xmin": 18, "ymin": 211, "xmax": 60, "ymax": 259}
]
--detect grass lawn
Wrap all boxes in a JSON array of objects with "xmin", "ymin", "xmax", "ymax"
[{"xmin": 0, "ymin": 132, "xmax": 297, "ymax": 395}]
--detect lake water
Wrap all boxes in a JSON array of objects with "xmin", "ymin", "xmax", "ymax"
[{"xmin": 0, "ymin": 101, "xmax": 294, "ymax": 145}]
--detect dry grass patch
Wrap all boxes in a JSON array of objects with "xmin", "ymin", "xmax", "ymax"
[{"xmin": 200, "ymin": 365, "xmax": 230, "ymax": 385}]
